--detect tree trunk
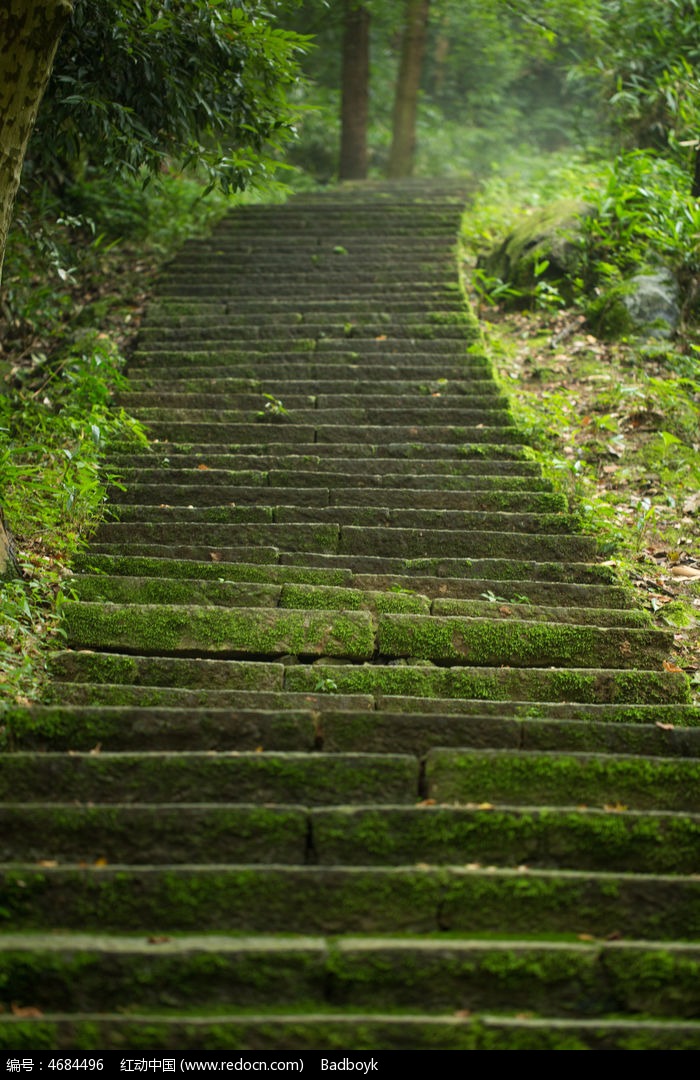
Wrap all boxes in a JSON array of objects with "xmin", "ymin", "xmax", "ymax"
[
  {"xmin": 339, "ymin": 1, "xmax": 370, "ymax": 181},
  {"xmin": 387, "ymin": 0, "xmax": 431, "ymax": 179},
  {"xmin": 0, "ymin": 0, "xmax": 73, "ymax": 284},
  {"xmin": 0, "ymin": 0, "xmax": 73, "ymax": 580},
  {"xmin": 692, "ymin": 144, "xmax": 700, "ymax": 199}
]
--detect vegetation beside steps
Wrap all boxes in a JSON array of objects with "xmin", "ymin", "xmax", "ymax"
[{"xmin": 3, "ymin": 184, "xmax": 700, "ymax": 1052}]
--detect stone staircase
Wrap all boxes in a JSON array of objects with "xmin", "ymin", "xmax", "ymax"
[{"xmin": 3, "ymin": 183, "xmax": 700, "ymax": 1051}]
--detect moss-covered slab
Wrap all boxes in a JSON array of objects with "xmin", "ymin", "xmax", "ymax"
[
  {"xmin": 311, "ymin": 805, "xmax": 700, "ymax": 873},
  {"xmin": 44, "ymin": 683, "xmax": 376, "ymax": 713},
  {"xmin": 5, "ymin": 706, "xmax": 326, "ymax": 753},
  {"xmin": 431, "ymin": 597, "xmax": 649, "ymax": 627},
  {"xmin": 277, "ymin": 505, "xmax": 579, "ymax": 535},
  {"xmin": 62, "ymin": 603, "xmax": 375, "ymax": 659},
  {"xmin": 113, "ymin": 485, "xmax": 331, "ymax": 508},
  {"xmin": 93, "ymin": 522, "xmax": 341, "ymax": 552},
  {"xmin": 377, "ymin": 614, "xmax": 671, "ymax": 668},
  {"xmin": 2, "ymin": 865, "xmax": 699, "ymax": 938},
  {"xmin": 283, "ymin": 662, "xmax": 691, "ymax": 705},
  {"xmin": 425, "ymin": 748, "xmax": 700, "ymax": 811},
  {"xmin": 328, "ymin": 488, "xmax": 566, "ymax": 512},
  {"xmin": 48, "ymin": 652, "xmax": 285, "ymax": 689},
  {"xmin": 0, "ymin": 1012, "xmax": 481, "ymax": 1051},
  {"xmin": 278, "ymin": 583, "xmax": 430, "ymax": 615},
  {"xmin": 352, "ymin": 574, "xmax": 632, "ymax": 608},
  {"xmin": 90, "ymin": 542, "xmax": 281, "ymax": 565},
  {"xmin": 0, "ymin": 752, "xmax": 418, "ymax": 805},
  {"xmin": 71, "ymin": 554, "xmax": 354, "ymax": 587},
  {"xmin": 109, "ymin": 504, "xmax": 275, "ymax": 525},
  {"xmin": 0, "ymin": 805, "xmax": 309, "ymax": 865},
  {"xmin": 478, "ymin": 1016, "xmax": 700, "ymax": 1051},
  {"xmin": 71, "ymin": 576, "xmax": 283, "ymax": 609},
  {"xmin": 0, "ymin": 933, "xmax": 330, "ymax": 1012},
  {"xmin": 339, "ymin": 526, "xmax": 596, "ymax": 562},
  {"xmin": 317, "ymin": 423, "xmax": 523, "ymax": 446}
]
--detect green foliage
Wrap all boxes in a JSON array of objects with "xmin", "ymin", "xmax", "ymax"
[{"xmin": 28, "ymin": 0, "xmax": 311, "ymax": 195}]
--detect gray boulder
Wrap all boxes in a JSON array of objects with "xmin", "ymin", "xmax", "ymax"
[{"xmin": 622, "ymin": 269, "xmax": 680, "ymax": 339}]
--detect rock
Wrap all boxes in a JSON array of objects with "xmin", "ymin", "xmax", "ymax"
[
  {"xmin": 622, "ymin": 269, "xmax": 680, "ymax": 339},
  {"xmin": 479, "ymin": 199, "xmax": 594, "ymax": 305}
]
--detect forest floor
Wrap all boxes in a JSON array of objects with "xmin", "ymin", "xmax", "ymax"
[{"xmin": 468, "ymin": 296, "xmax": 700, "ymax": 693}]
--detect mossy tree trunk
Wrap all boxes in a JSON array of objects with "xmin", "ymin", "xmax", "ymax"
[
  {"xmin": 339, "ymin": 1, "xmax": 370, "ymax": 181},
  {"xmin": 386, "ymin": 0, "xmax": 430, "ymax": 180},
  {"xmin": 0, "ymin": 0, "xmax": 73, "ymax": 579},
  {"xmin": 0, "ymin": 0, "xmax": 73, "ymax": 284}
]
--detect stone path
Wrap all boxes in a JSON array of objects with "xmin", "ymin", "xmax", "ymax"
[{"xmin": 4, "ymin": 184, "xmax": 700, "ymax": 1050}]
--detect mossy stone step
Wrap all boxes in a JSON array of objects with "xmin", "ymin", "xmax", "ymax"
[
  {"xmin": 60, "ymin": 600, "xmax": 662, "ymax": 667},
  {"xmin": 0, "ymin": 805, "xmax": 311, "ymax": 864},
  {"xmin": 121, "ymin": 378, "xmax": 502, "ymax": 397},
  {"xmin": 108, "ymin": 453, "xmax": 539, "ymax": 475},
  {"xmin": 118, "ymin": 391, "xmax": 508, "ymax": 411},
  {"xmin": 311, "ymin": 805, "xmax": 700, "ymax": 873},
  {"xmin": 2, "ymin": 933, "xmax": 700, "ymax": 1018},
  {"xmin": 1, "ymin": 1013, "xmax": 699, "ymax": 1051},
  {"xmin": 3, "ymin": 1012, "xmax": 700, "ymax": 1051},
  {"xmin": 425, "ymin": 748, "xmax": 700, "ymax": 811},
  {"xmin": 70, "ymin": 553, "xmax": 357, "ymax": 586},
  {"xmin": 111, "ymin": 476, "xmax": 554, "ymax": 500},
  {"xmin": 62, "ymin": 602, "xmax": 376, "ymax": 659},
  {"xmin": 110, "ymin": 486, "xmax": 566, "ymax": 514},
  {"xmin": 2, "ymin": 864, "xmax": 699, "ymax": 938},
  {"xmin": 9, "ymin": 706, "xmax": 700, "ymax": 755},
  {"xmin": 140, "ymin": 422, "xmax": 524, "ymax": 446},
  {"xmin": 279, "ymin": 551, "xmax": 616, "ymax": 585},
  {"xmin": 284, "ymin": 662, "xmax": 690, "ymax": 705},
  {"xmin": 104, "ymin": 505, "xmax": 578, "ymax": 535},
  {"xmin": 91, "ymin": 521, "xmax": 594, "ymax": 563},
  {"xmin": 0, "ymin": 753, "xmax": 418, "ymax": 805},
  {"xmin": 133, "ymin": 406, "xmax": 513, "ymax": 427},
  {"xmin": 377, "ymin": 613, "xmax": 670, "ymax": 668},
  {"xmin": 7, "ymin": 801, "xmax": 697, "ymax": 874},
  {"xmin": 71, "ymin": 576, "xmax": 431, "ymax": 614},
  {"xmin": 43, "ymin": 683, "xmax": 375, "ymax": 711},
  {"xmin": 128, "ymin": 352, "xmax": 492, "ymax": 375}
]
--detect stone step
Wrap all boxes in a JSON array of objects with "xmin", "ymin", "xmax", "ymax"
[
  {"xmin": 127, "ymin": 356, "xmax": 494, "ymax": 379},
  {"xmin": 109, "ymin": 487, "xmax": 566, "ymax": 514},
  {"xmin": 121, "ymin": 377, "xmax": 501, "ymax": 397},
  {"xmin": 9, "ymin": 705, "xmax": 700, "ymax": 755},
  {"xmin": 107, "ymin": 453, "xmax": 539, "ymax": 474},
  {"xmin": 0, "ymin": 752, "xmax": 418, "ymax": 805},
  {"xmin": 2, "ymin": 1011, "xmax": 698, "ymax": 1051},
  {"xmin": 131, "ymin": 405, "xmax": 513, "ymax": 427},
  {"xmin": 0, "ymin": 802, "xmax": 697, "ymax": 874},
  {"xmin": 2, "ymin": 864, "xmax": 699, "ymax": 938},
  {"xmin": 282, "ymin": 662, "xmax": 689, "ymax": 705},
  {"xmin": 1, "ymin": 1012, "xmax": 699, "ymax": 1051},
  {"xmin": 139, "ymin": 422, "xmax": 524, "ymax": 445},
  {"xmin": 103, "ymin": 505, "xmax": 578, "ymax": 535},
  {"xmin": 426, "ymin": 748, "xmax": 700, "ymax": 811},
  {"xmin": 89, "ymin": 522, "xmax": 595, "ymax": 562},
  {"xmin": 69, "ymin": 554, "xmax": 630, "ymax": 605},
  {"xmin": 118, "ymin": 390, "xmax": 507, "ymax": 410},
  {"xmin": 109, "ymin": 475, "xmax": 555, "ymax": 498},
  {"xmin": 144, "ymin": 298, "xmax": 467, "ymax": 315},
  {"xmin": 3, "ymin": 933, "xmax": 698, "ymax": 1021},
  {"xmin": 69, "ymin": 576, "xmax": 643, "ymax": 627}
]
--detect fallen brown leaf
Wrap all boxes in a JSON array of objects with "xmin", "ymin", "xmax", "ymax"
[
  {"xmin": 655, "ymin": 721, "xmax": 675, "ymax": 730},
  {"xmin": 197, "ymin": 464, "xmax": 209, "ymax": 470},
  {"xmin": 416, "ymin": 798, "xmax": 437, "ymax": 807},
  {"xmin": 11, "ymin": 1004, "xmax": 43, "ymax": 1018},
  {"xmin": 671, "ymin": 565, "xmax": 700, "ymax": 579},
  {"xmin": 577, "ymin": 934, "xmax": 595, "ymax": 942},
  {"xmin": 663, "ymin": 660, "xmax": 684, "ymax": 673},
  {"xmin": 148, "ymin": 936, "xmax": 171, "ymax": 945}
]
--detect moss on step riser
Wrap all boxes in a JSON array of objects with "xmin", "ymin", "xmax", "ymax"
[
  {"xmin": 431, "ymin": 598, "xmax": 649, "ymax": 628},
  {"xmin": 0, "ymin": 753, "xmax": 418, "ymax": 805},
  {"xmin": 0, "ymin": 806, "xmax": 308, "ymax": 865},
  {"xmin": 1, "ymin": 866, "xmax": 699, "ymax": 938},
  {"xmin": 1, "ymin": 937, "xmax": 699, "ymax": 1018},
  {"xmin": 425, "ymin": 750, "xmax": 700, "ymax": 811},
  {"xmin": 311, "ymin": 806, "xmax": 700, "ymax": 873},
  {"xmin": 71, "ymin": 554, "xmax": 354, "ymax": 587}
]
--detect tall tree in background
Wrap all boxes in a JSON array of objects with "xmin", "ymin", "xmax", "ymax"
[
  {"xmin": 339, "ymin": 1, "xmax": 370, "ymax": 179},
  {"xmin": 0, "ymin": 0, "xmax": 72, "ymax": 285},
  {"xmin": 387, "ymin": 0, "xmax": 431, "ymax": 178}
]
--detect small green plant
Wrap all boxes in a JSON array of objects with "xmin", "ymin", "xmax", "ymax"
[
  {"xmin": 255, "ymin": 393, "xmax": 291, "ymax": 421},
  {"xmin": 314, "ymin": 677, "xmax": 338, "ymax": 693}
]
